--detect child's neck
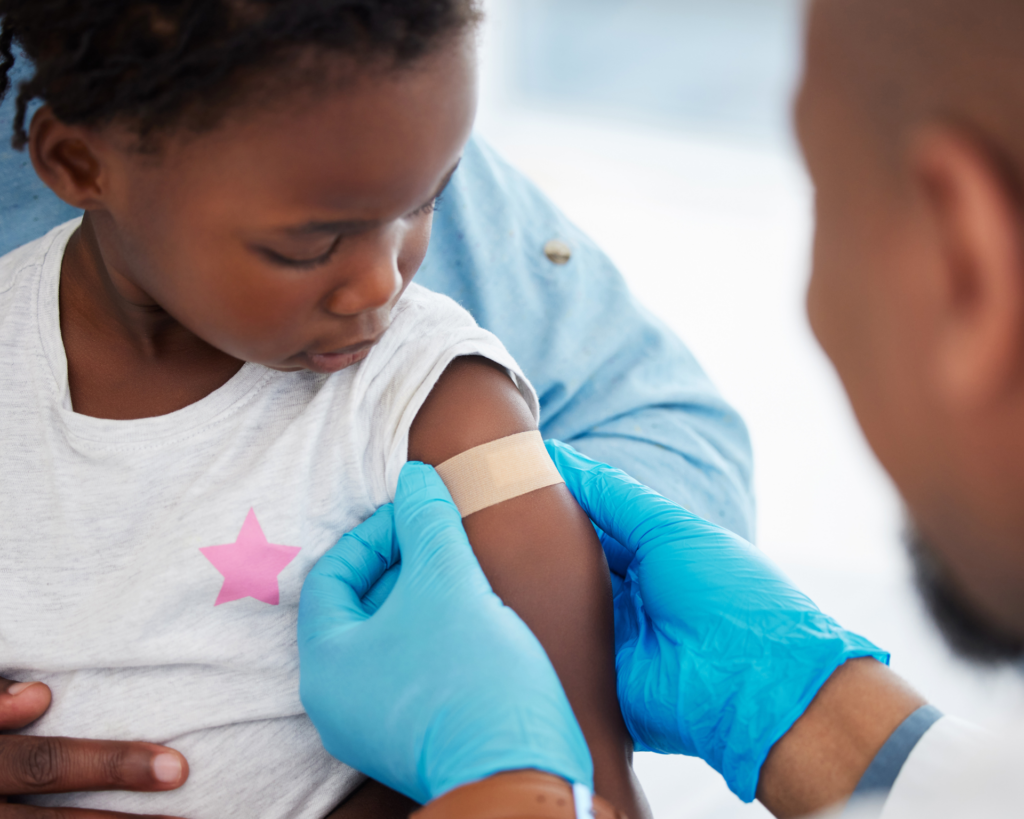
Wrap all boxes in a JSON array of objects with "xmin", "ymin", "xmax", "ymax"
[{"xmin": 59, "ymin": 213, "xmax": 245, "ymax": 420}]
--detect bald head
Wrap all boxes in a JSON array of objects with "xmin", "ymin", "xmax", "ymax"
[{"xmin": 820, "ymin": 0, "xmax": 1024, "ymax": 190}]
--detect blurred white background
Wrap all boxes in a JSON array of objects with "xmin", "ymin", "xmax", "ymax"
[{"xmin": 473, "ymin": 1, "xmax": 1024, "ymax": 816}]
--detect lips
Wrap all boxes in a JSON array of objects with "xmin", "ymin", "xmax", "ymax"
[
  {"xmin": 301, "ymin": 337, "xmax": 380, "ymax": 374},
  {"xmin": 314, "ymin": 339, "xmax": 376, "ymax": 357}
]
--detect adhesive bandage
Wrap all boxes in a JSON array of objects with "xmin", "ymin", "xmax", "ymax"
[{"xmin": 435, "ymin": 430, "xmax": 565, "ymax": 518}]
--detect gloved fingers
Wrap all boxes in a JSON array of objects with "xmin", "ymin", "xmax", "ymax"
[
  {"xmin": 392, "ymin": 462, "xmax": 493, "ymax": 596},
  {"xmin": 300, "ymin": 505, "xmax": 398, "ymax": 622},
  {"xmin": 546, "ymin": 439, "xmax": 700, "ymax": 556},
  {"xmin": 600, "ymin": 531, "xmax": 633, "ymax": 578},
  {"xmin": 362, "ymin": 563, "xmax": 401, "ymax": 614}
]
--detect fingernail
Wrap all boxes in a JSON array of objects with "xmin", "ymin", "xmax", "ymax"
[
  {"xmin": 7, "ymin": 681, "xmax": 39, "ymax": 696},
  {"xmin": 152, "ymin": 752, "xmax": 183, "ymax": 784}
]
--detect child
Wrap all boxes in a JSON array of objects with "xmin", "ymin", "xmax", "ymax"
[{"xmin": 0, "ymin": 2, "xmax": 648, "ymax": 818}]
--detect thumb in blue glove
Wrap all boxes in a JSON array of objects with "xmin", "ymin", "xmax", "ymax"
[
  {"xmin": 298, "ymin": 461, "xmax": 593, "ymax": 804},
  {"xmin": 545, "ymin": 440, "xmax": 888, "ymax": 804}
]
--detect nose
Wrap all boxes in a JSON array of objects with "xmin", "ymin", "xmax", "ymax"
[{"xmin": 324, "ymin": 245, "xmax": 403, "ymax": 317}]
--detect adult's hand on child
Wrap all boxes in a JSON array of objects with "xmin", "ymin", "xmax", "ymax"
[
  {"xmin": 544, "ymin": 440, "xmax": 888, "ymax": 804},
  {"xmin": 298, "ymin": 461, "xmax": 593, "ymax": 806},
  {"xmin": 0, "ymin": 677, "xmax": 189, "ymax": 818}
]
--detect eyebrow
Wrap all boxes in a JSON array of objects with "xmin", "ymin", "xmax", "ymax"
[{"xmin": 280, "ymin": 159, "xmax": 462, "ymax": 237}]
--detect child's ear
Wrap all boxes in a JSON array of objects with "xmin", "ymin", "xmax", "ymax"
[
  {"xmin": 28, "ymin": 105, "xmax": 106, "ymax": 210},
  {"xmin": 910, "ymin": 124, "xmax": 1024, "ymax": 412}
]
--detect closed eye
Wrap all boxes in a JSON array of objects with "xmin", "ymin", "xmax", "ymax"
[
  {"xmin": 410, "ymin": 193, "xmax": 444, "ymax": 218},
  {"xmin": 259, "ymin": 234, "xmax": 344, "ymax": 269},
  {"xmin": 256, "ymin": 184, "xmax": 449, "ymax": 268}
]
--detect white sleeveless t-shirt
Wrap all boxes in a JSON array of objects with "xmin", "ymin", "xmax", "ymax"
[{"xmin": 0, "ymin": 219, "xmax": 538, "ymax": 819}]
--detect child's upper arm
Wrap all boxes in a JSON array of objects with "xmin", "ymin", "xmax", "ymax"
[{"xmin": 408, "ymin": 356, "xmax": 646, "ymax": 818}]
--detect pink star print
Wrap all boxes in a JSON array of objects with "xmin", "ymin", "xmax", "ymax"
[{"xmin": 200, "ymin": 508, "xmax": 301, "ymax": 606}]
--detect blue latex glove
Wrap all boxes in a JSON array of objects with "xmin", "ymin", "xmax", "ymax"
[
  {"xmin": 544, "ymin": 440, "xmax": 888, "ymax": 803},
  {"xmin": 297, "ymin": 461, "xmax": 593, "ymax": 805}
]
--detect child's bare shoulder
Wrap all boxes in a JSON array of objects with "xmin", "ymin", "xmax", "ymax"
[{"xmin": 409, "ymin": 354, "xmax": 534, "ymax": 466}]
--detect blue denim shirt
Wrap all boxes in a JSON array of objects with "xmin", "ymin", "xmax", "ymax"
[{"xmin": 0, "ymin": 85, "xmax": 755, "ymax": 538}]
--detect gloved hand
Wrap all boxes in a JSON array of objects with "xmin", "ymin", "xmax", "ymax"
[
  {"xmin": 297, "ymin": 461, "xmax": 593, "ymax": 805},
  {"xmin": 545, "ymin": 440, "xmax": 888, "ymax": 804}
]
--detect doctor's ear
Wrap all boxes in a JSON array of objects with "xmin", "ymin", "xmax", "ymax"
[
  {"xmin": 910, "ymin": 125, "xmax": 1024, "ymax": 411},
  {"xmin": 28, "ymin": 105, "xmax": 107, "ymax": 210}
]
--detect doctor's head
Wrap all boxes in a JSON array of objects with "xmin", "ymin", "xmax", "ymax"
[{"xmin": 798, "ymin": 0, "xmax": 1024, "ymax": 662}]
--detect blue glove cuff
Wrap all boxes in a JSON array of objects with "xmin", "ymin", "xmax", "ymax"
[{"xmin": 728, "ymin": 634, "xmax": 889, "ymax": 802}]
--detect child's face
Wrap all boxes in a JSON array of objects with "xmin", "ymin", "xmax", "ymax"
[{"xmin": 74, "ymin": 39, "xmax": 477, "ymax": 374}]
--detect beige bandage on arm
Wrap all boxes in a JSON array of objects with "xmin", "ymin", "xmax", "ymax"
[{"xmin": 434, "ymin": 430, "xmax": 565, "ymax": 518}]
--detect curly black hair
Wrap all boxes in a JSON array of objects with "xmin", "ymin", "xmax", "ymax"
[{"xmin": 0, "ymin": 0, "xmax": 480, "ymax": 150}]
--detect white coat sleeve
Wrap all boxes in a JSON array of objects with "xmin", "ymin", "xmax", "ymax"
[
  {"xmin": 880, "ymin": 715, "xmax": 1020, "ymax": 819},
  {"xmin": 837, "ymin": 714, "xmax": 1021, "ymax": 819}
]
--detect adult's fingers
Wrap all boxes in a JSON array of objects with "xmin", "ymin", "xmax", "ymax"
[
  {"xmin": 391, "ymin": 462, "xmax": 468, "ymax": 564},
  {"xmin": 0, "ymin": 680, "xmax": 51, "ymax": 732},
  {"xmin": 320, "ymin": 505, "xmax": 399, "ymax": 597},
  {"xmin": 545, "ymin": 439, "xmax": 693, "ymax": 557},
  {"xmin": 391, "ymin": 463, "xmax": 489, "ymax": 595},
  {"xmin": 300, "ymin": 505, "xmax": 398, "ymax": 624},
  {"xmin": 0, "ymin": 736, "xmax": 187, "ymax": 796},
  {"xmin": 0, "ymin": 805, "xmax": 183, "ymax": 819},
  {"xmin": 361, "ymin": 564, "xmax": 400, "ymax": 615},
  {"xmin": 599, "ymin": 532, "xmax": 634, "ymax": 579}
]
